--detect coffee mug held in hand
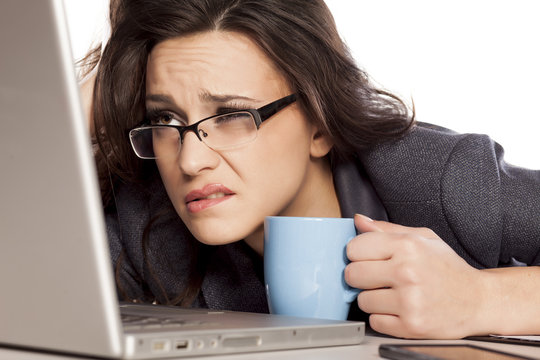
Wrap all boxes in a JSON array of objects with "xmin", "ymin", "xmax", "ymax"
[{"xmin": 264, "ymin": 216, "xmax": 360, "ymax": 320}]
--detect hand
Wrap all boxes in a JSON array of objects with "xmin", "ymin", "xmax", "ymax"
[{"xmin": 345, "ymin": 214, "xmax": 488, "ymax": 339}]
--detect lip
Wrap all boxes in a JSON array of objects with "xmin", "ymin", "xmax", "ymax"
[{"xmin": 185, "ymin": 183, "xmax": 235, "ymax": 213}]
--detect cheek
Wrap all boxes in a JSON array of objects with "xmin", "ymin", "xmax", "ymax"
[
  {"xmin": 152, "ymin": 113, "xmax": 315, "ymax": 245},
  {"xmin": 156, "ymin": 159, "xmax": 174, "ymax": 185},
  {"xmin": 155, "ymin": 159, "xmax": 183, "ymax": 211},
  {"xmin": 239, "ymin": 119, "xmax": 313, "ymax": 210}
]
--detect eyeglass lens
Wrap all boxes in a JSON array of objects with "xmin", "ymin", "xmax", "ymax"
[{"xmin": 130, "ymin": 111, "xmax": 258, "ymax": 159}]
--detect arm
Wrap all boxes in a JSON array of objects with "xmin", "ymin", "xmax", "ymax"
[
  {"xmin": 345, "ymin": 214, "xmax": 540, "ymax": 339},
  {"xmin": 483, "ymin": 266, "xmax": 540, "ymax": 335}
]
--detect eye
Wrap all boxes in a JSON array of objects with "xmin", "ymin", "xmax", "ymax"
[{"xmin": 146, "ymin": 109, "xmax": 185, "ymax": 126}]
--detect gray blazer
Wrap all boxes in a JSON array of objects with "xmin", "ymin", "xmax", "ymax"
[{"xmin": 107, "ymin": 123, "xmax": 540, "ymax": 314}]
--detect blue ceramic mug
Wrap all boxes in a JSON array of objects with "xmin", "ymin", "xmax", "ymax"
[{"xmin": 264, "ymin": 216, "xmax": 360, "ymax": 320}]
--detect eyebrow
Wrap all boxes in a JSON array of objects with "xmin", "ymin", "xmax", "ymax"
[
  {"xmin": 199, "ymin": 91, "xmax": 256, "ymax": 103},
  {"xmin": 145, "ymin": 92, "xmax": 257, "ymax": 105},
  {"xmin": 145, "ymin": 94, "xmax": 175, "ymax": 104}
]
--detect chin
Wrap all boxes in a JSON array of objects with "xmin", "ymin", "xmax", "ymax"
[
  {"xmin": 192, "ymin": 230, "xmax": 239, "ymax": 246},
  {"xmin": 178, "ymin": 205, "xmax": 264, "ymax": 246},
  {"xmin": 185, "ymin": 219, "xmax": 251, "ymax": 246},
  {"xmin": 197, "ymin": 237, "xmax": 239, "ymax": 246}
]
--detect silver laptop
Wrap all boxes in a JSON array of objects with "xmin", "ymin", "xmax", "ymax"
[{"xmin": 0, "ymin": 0, "xmax": 364, "ymax": 358}]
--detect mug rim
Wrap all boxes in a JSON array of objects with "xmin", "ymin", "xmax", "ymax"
[{"xmin": 265, "ymin": 216, "xmax": 353, "ymax": 222}]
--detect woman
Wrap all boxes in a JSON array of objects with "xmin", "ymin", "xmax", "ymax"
[{"xmin": 89, "ymin": 0, "xmax": 540, "ymax": 339}]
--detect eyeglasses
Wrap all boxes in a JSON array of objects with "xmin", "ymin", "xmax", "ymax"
[{"xmin": 129, "ymin": 94, "xmax": 297, "ymax": 159}]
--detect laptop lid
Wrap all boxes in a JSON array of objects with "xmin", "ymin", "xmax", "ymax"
[
  {"xmin": 0, "ymin": 1, "xmax": 364, "ymax": 358},
  {"xmin": 0, "ymin": 0, "xmax": 124, "ymax": 357}
]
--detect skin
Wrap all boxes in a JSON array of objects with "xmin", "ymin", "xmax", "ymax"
[
  {"xmin": 145, "ymin": 31, "xmax": 339, "ymax": 255},
  {"xmin": 80, "ymin": 72, "xmax": 96, "ymax": 135},
  {"xmin": 347, "ymin": 214, "xmax": 540, "ymax": 338},
  {"xmin": 143, "ymin": 30, "xmax": 540, "ymax": 339}
]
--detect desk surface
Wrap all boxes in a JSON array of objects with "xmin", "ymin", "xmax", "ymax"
[{"xmin": 1, "ymin": 331, "xmax": 539, "ymax": 360}]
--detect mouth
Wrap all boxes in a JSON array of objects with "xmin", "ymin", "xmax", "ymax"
[{"xmin": 185, "ymin": 184, "xmax": 235, "ymax": 213}]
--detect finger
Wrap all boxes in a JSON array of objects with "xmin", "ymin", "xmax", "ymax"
[
  {"xmin": 347, "ymin": 232, "xmax": 395, "ymax": 261},
  {"xmin": 345, "ymin": 260, "xmax": 394, "ymax": 289},
  {"xmin": 355, "ymin": 213, "xmax": 436, "ymax": 238},
  {"xmin": 370, "ymin": 314, "xmax": 440, "ymax": 339},
  {"xmin": 356, "ymin": 288, "xmax": 399, "ymax": 315},
  {"xmin": 368, "ymin": 314, "xmax": 410, "ymax": 338},
  {"xmin": 354, "ymin": 213, "xmax": 383, "ymax": 233}
]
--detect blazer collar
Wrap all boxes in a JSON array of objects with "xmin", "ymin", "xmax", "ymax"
[{"xmin": 333, "ymin": 157, "xmax": 388, "ymax": 221}]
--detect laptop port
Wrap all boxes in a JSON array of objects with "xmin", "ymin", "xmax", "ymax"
[
  {"xmin": 175, "ymin": 340, "xmax": 189, "ymax": 350},
  {"xmin": 151, "ymin": 340, "xmax": 170, "ymax": 352}
]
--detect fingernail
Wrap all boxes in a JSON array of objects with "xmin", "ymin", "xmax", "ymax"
[{"xmin": 355, "ymin": 214, "xmax": 373, "ymax": 222}]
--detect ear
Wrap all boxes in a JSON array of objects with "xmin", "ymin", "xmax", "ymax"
[{"xmin": 309, "ymin": 125, "xmax": 333, "ymax": 158}]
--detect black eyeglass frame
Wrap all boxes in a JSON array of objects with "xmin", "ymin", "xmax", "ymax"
[{"xmin": 129, "ymin": 93, "xmax": 297, "ymax": 153}]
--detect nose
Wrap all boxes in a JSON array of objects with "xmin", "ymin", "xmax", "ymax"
[{"xmin": 176, "ymin": 130, "xmax": 219, "ymax": 176}]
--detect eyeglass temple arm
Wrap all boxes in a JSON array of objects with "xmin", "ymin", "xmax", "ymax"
[{"xmin": 257, "ymin": 94, "xmax": 297, "ymax": 121}]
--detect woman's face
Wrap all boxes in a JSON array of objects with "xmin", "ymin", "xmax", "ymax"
[{"xmin": 145, "ymin": 31, "xmax": 332, "ymax": 248}]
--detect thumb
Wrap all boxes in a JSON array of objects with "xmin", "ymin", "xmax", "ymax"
[{"xmin": 354, "ymin": 214, "xmax": 384, "ymax": 233}]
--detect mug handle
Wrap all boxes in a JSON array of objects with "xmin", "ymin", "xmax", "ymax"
[{"xmin": 343, "ymin": 283, "xmax": 361, "ymax": 303}]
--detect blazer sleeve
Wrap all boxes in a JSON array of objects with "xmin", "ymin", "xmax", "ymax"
[
  {"xmin": 106, "ymin": 211, "xmax": 149, "ymax": 302},
  {"xmin": 105, "ymin": 175, "xmax": 198, "ymax": 303},
  {"xmin": 499, "ymin": 155, "xmax": 540, "ymax": 266},
  {"xmin": 105, "ymin": 176, "xmax": 156, "ymax": 303},
  {"xmin": 360, "ymin": 123, "xmax": 540, "ymax": 268},
  {"xmin": 440, "ymin": 133, "xmax": 540, "ymax": 267}
]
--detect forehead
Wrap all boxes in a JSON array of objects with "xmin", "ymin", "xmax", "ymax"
[{"xmin": 146, "ymin": 31, "xmax": 290, "ymax": 97}]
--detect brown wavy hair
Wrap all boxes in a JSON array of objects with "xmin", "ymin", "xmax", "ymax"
[{"xmin": 88, "ymin": 0, "xmax": 414, "ymax": 305}]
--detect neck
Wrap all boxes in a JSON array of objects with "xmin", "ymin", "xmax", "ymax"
[{"xmin": 244, "ymin": 157, "xmax": 341, "ymax": 256}]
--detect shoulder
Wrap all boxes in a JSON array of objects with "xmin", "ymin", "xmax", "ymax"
[
  {"xmin": 359, "ymin": 122, "xmax": 500, "ymax": 202},
  {"xmin": 359, "ymin": 122, "xmax": 507, "ymax": 267}
]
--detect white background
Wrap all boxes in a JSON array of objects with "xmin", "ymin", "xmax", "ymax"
[{"xmin": 65, "ymin": 0, "xmax": 539, "ymax": 169}]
